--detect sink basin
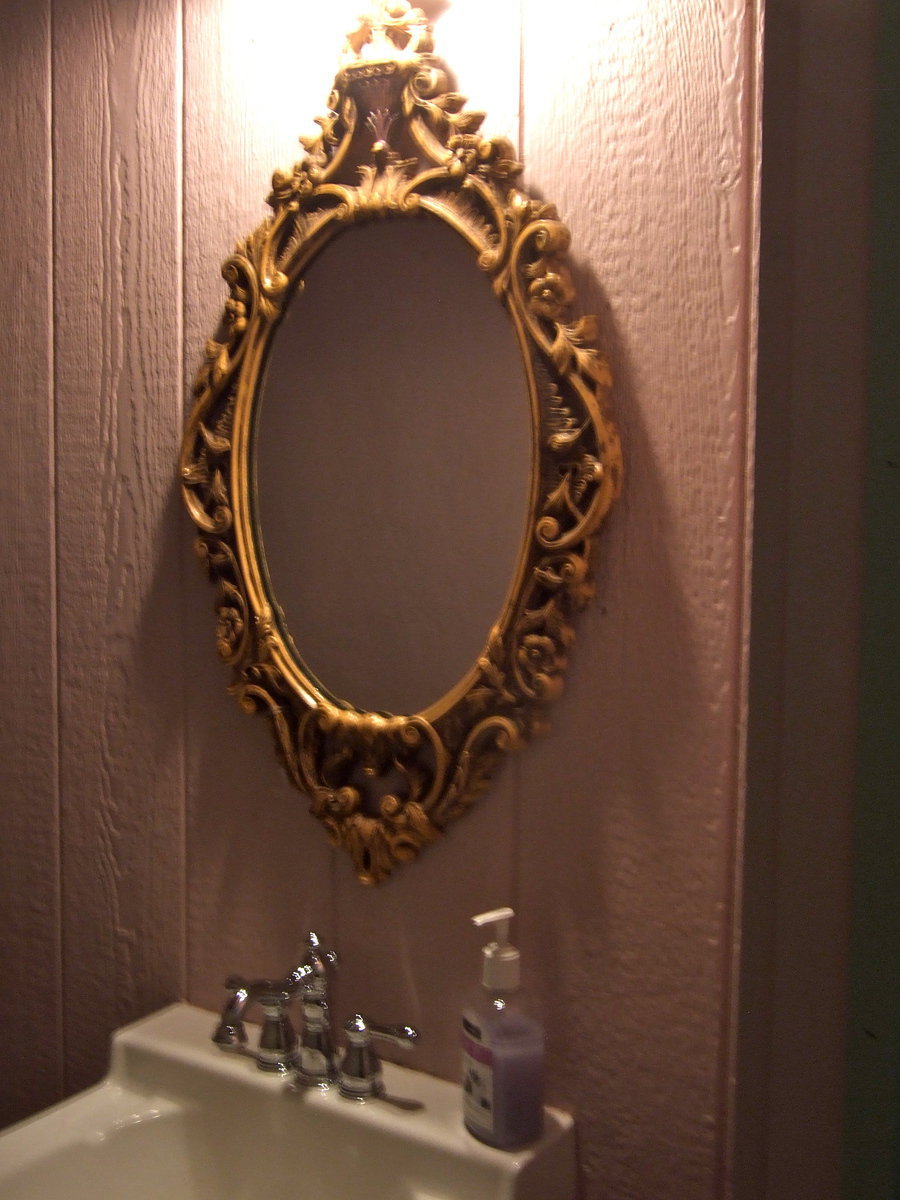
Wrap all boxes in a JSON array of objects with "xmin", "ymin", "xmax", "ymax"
[{"xmin": 0, "ymin": 1004, "xmax": 575, "ymax": 1200}]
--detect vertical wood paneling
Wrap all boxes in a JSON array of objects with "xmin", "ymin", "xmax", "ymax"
[
  {"xmin": 0, "ymin": 0, "xmax": 62, "ymax": 1127},
  {"xmin": 181, "ymin": 0, "xmax": 527, "ymax": 1068},
  {"xmin": 181, "ymin": 0, "xmax": 345, "ymax": 1008},
  {"xmin": 519, "ymin": 2, "xmax": 760, "ymax": 1197},
  {"xmin": 328, "ymin": 0, "xmax": 524, "ymax": 1083},
  {"xmin": 0, "ymin": 4, "xmax": 870, "ymax": 1198},
  {"xmin": 179, "ymin": 11, "xmax": 761, "ymax": 1196},
  {"xmin": 52, "ymin": 0, "xmax": 186, "ymax": 1093}
]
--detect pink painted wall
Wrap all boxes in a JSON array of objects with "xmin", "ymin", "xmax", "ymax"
[{"xmin": 0, "ymin": 1, "xmax": 874, "ymax": 1197}]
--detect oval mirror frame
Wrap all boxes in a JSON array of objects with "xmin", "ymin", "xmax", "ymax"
[{"xmin": 180, "ymin": 8, "xmax": 622, "ymax": 884}]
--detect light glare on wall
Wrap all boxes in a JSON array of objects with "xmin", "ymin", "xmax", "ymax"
[{"xmin": 217, "ymin": 0, "xmax": 359, "ymax": 160}]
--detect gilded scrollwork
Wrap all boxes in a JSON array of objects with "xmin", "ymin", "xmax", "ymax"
[{"xmin": 180, "ymin": 8, "xmax": 622, "ymax": 883}]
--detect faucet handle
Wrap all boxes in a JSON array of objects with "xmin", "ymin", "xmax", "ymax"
[
  {"xmin": 288, "ymin": 931, "xmax": 338, "ymax": 999},
  {"xmin": 212, "ymin": 975, "xmax": 251, "ymax": 1049},
  {"xmin": 213, "ymin": 973, "xmax": 303, "ymax": 1072},
  {"xmin": 338, "ymin": 1014, "xmax": 418, "ymax": 1100},
  {"xmin": 360, "ymin": 1018, "xmax": 419, "ymax": 1050}
]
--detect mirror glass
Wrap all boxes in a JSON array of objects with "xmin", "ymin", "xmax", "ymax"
[{"xmin": 253, "ymin": 216, "xmax": 533, "ymax": 716}]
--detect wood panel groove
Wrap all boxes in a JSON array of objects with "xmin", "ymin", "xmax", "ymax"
[
  {"xmin": 52, "ymin": 0, "xmax": 187, "ymax": 1094},
  {"xmin": 718, "ymin": 7, "xmax": 766, "ymax": 1196},
  {"xmin": 0, "ymin": 0, "xmax": 63, "ymax": 1127}
]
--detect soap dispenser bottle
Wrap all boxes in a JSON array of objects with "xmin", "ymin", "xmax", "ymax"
[{"xmin": 461, "ymin": 907, "xmax": 544, "ymax": 1148}]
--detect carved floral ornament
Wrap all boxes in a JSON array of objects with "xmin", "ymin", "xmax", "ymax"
[{"xmin": 180, "ymin": 2, "xmax": 622, "ymax": 884}]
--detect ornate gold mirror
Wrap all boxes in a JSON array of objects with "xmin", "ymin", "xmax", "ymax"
[{"xmin": 181, "ymin": 1, "xmax": 622, "ymax": 884}]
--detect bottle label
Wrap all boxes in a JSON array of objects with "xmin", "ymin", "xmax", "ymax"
[{"xmin": 461, "ymin": 1025, "xmax": 495, "ymax": 1134}]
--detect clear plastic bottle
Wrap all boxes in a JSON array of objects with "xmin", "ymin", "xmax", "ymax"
[{"xmin": 461, "ymin": 908, "xmax": 544, "ymax": 1148}]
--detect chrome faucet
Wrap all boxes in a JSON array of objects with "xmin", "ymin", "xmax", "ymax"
[
  {"xmin": 213, "ymin": 933, "xmax": 420, "ymax": 1103},
  {"xmin": 212, "ymin": 931, "xmax": 338, "ymax": 1074}
]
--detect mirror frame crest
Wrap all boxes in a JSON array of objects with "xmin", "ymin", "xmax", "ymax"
[{"xmin": 180, "ymin": 5, "xmax": 622, "ymax": 883}]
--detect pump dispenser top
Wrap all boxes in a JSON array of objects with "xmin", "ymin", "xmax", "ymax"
[{"xmin": 473, "ymin": 907, "xmax": 521, "ymax": 990}]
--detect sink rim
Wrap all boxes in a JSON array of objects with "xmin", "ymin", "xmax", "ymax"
[{"xmin": 0, "ymin": 1003, "xmax": 576, "ymax": 1199}]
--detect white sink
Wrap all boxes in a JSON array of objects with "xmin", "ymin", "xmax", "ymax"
[{"xmin": 0, "ymin": 1004, "xmax": 575, "ymax": 1200}]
